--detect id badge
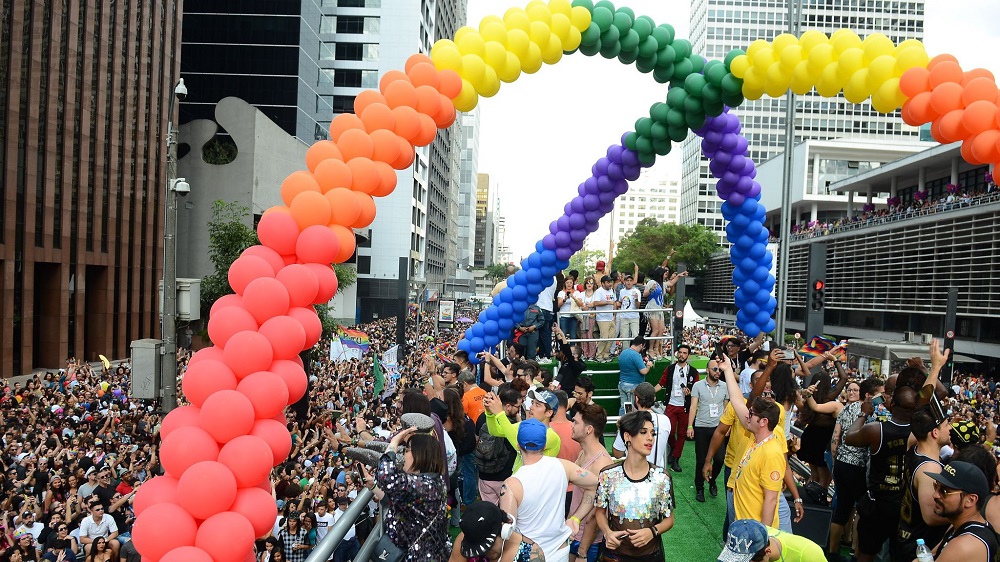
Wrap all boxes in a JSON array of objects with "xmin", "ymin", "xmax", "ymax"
[
  {"xmin": 709, "ymin": 403, "xmax": 720, "ymax": 418},
  {"xmin": 673, "ymin": 388, "xmax": 682, "ymax": 397}
]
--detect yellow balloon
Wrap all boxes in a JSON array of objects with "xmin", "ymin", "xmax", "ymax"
[
  {"xmin": 480, "ymin": 19, "xmax": 508, "ymax": 44},
  {"xmin": 454, "ymin": 26, "xmax": 477, "ymax": 46},
  {"xmin": 431, "ymin": 39, "xmax": 464, "ymax": 72},
  {"xmin": 844, "ymin": 68, "xmax": 872, "ymax": 104},
  {"xmin": 453, "ymin": 80, "xmax": 479, "ymax": 113},
  {"xmin": 743, "ymin": 85, "xmax": 766, "ymax": 100},
  {"xmin": 506, "ymin": 28, "xmax": 532, "ymax": 60},
  {"xmin": 830, "ymin": 30, "xmax": 861, "ymax": 55},
  {"xmin": 563, "ymin": 25, "xmax": 582, "ymax": 52},
  {"xmin": 497, "ymin": 52, "xmax": 522, "ymax": 83},
  {"xmin": 529, "ymin": 21, "xmax": 551, "ymax": 47},
  {"xmin": 745, "ymin": 39, "xmax": 771, "ymax": 59},
  {"xmin": 526, "ymin": 3, "xmax": 552, "ymax": 25},
  {"xmin": 569, "ymin": 5, "xmax": 593, "ymax": 30},
  {"xmin": 807, "ymin": 43, "xmax": 834, "ymax": 74},
  {"xmin": 457, "ymin": 31, "xmax": 486, "ymax": 57},
  {"xmin": 460, "ymin": 53, "xmax": 487, "ymax": 86},
  {"xmin": 866, "ymin": 54, "xmax": 896, "ymax": 91},
  {"xmin": 816, "ymin": 62, "xmax": 845, "ymax": 97},
  {"xmin": 873, "ymin": 77, "xmax": 902, "ymax": 113},
  {"xmin": 477, "ymin": 66, "xmax": 501, "ymax": 97},
  {"xmin": 550, "ymin": 13, "xmax": 572, "ymax": 42},
  {"xmin": 503, "ymin": 8, "xmax": 531, "ymax": 32},
  {"xmin": 548, "ymin": 0, "xmax": 573, "ymax": 17},
  {"xmin": 798, "ymin": 30, "xmax": 829, "ymax": 53},
  {"xmin": 772, "ymin": 33, "xmax": 799, "ymax": 54},
  {"xmin": 752, "ymin": 47, "xmax": 775, "ymax": 71},
  {"xmin": 894, "ymin": 39, "xmax": 925, "ymax": 55},
  {"xmin": 790, "ymin": 60, "xmax": 814, "ymax": 95},
  {"xmin": 765, "ymin": 62, "xmax": 790, "ymax": 98},
  {"xmin": 541, "ymin": 34, "xmax": 563, "ymax": 64},
  {"xmin": 522, "ymin": 42, "xmax": 544, "ymax": 74},
  {"xmin": 861, "ymin": 33, "xmax": 894, "ymax": 63},
  {"xmin": 895, "ymin": 46, "xmax": 929, "ymax": 75},
  {"xmin": 742, "ymin": 67, "xmax": 765, "ymax": 92},
  {"xmin": 836, "ymin": 47, "xmax": 865, "ymax": 82},
  {"xmin": 779, "ymin": 45, "xmax": 803, "ymax": 72},
  {"xmin": 483, "ymin": 41, "xmax": 508, "ymax": 70},
  {"xmin": 730, "ymin": 54, "xmax": 751, "ymax": 79}
]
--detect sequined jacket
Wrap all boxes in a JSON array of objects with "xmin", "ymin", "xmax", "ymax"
[{"xmin": 375, "ymin": 451, "xmax": 450, "ymax": 562}]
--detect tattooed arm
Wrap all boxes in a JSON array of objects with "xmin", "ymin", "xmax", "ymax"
[{"xmin": 563, "ymin": 459, "xmax": 599, "ymax": 534}]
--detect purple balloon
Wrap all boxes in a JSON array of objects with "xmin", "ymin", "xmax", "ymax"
[
  {"xmin": 714, "ymin": 151, "xmax": 733, "ymax": 165},
  {"xmin": 716, "ymin": 186, "xmax": 732, "ymax": 199},
  {"xmin": 555, "ymin": 231, "xmax": 571, "ymax": 247},
  {"xmin": 709, "ymin": 115, "xmax": 728, "ymax": 132},
  {"xmin": 583, "ymin": 194, "xmax": 601, "ymax": 211},
  {"xmin": 607, "ymin": 145, "xmax": 625, "ymax": 163},
  {"xmin": 613, "ymin": 179, "xmax": 630, "ymax": 195},
  {"xmin": 549, "ymin": 221, "xmax": 560, "ymax": 235},
  {"xmin": 569, "ymin": 239, "xmax": 585, "ymax": 252},
  {"xmin": 607, "ymin": 162, "xmax": 624, "ymax": 180},
  {"xmin": 584, "ymin": 177, "xmax": 600, "ymax": 194},
  {"xmin": 569, "ymin": 213, "xmax": 586, "ymax": 230},
  {"xmin": 728, "ymin": 154, "xmax": 746, "ymax": 172},
  {"xmin": 597, "ymin": 175, "xmax": 615, "ymax": 192},
  {"xmin": 703, "ymin": 130, "xmax": 724, "ymax": 147},
  {"xmin": 737, "ymin": 176, "xmax": 753, "ymax": 192},
  {"xmin": 734, "ymin": 136, "xmax": 749, "ymax": 154},
  {"xmin": 729, "ymin": 192, "xmax": 745, "ymax": 206},
  {"xmin": 720, "ymin": 133, "xmax": 739, "ymax": 152},
  {"xmin": 598, "ymin": 190, "xmax": 616, "ymax": 204},
  {"xmin": 585, "ymin": 210, "xmax": 603, "ymax": 223},
  {"xmin": 747, "ymin": 182, "xmax": 762, "ymax": 198},
  {"xmin": 570, "ymin": 228, "xmax": 587, "ymax": 242},
  {"xmin": 598, "ymin": 199, "xmax": 615, "ymax": 213},
  {"xmin": 621, "ymin": 149, "xmax": 639, "ymax": 167},
  {"xmin": 585, "ymin": 221, "xmax": 600, "ymax": 233},
  {"xmin": 564, "ymin": 202, "xmax": 574, "ymax": 216},
  {"xmin": 557, "ymin": 215, "xmax": 571, "ymax": 232},
  {"xmin": 556, "ymin": 247, "xmax": 573, "ymax": 260},
  {"xmin": 725, "ymin": 118, "xmax": 741, "ymax": 134},
  {"xmin": 571, "ymin": 196, "xmax": 586, "ymax": 213},
  {"xmin": 624, "ymin": 164, "xmax": 642, "ymax": 180},
  {"xmin": 577, "ymin": 184, "xmax": 588, "ymax": 197},
  {"xmin": 743, "ymin": 161, "xmax": 756, "ymax": 176},
  {"xmin": 722, "ymin": 170, "xmax": 741, "ymax": 187},
  {"xmin": 709, "ymin": 160, "xmax": 727, "ymax": 178},
  {"xmin": 594, "ymin": 157, "xmax": 611, "ymax": 177},
  {"xmin": 542, "ymin": 234, "xmax": 557, "ymax": 250}
]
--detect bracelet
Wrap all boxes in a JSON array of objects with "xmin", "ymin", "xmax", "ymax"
[
  {"xmin": 649, "ymin": 523, "xmax": 658, "ymax": 537},
  {"xmin": 569, "ymin": 516, "xmax": 581, "ymax": 524},
  {"xmin": 793, "ymin": 498, "xmax": 803, "ymax": 504},
  {"xmin": 687, "ymin": 425, "xmax": 694, "ymax": 429}
]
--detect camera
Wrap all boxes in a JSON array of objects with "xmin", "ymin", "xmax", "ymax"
[{"xmin": 171, "ymin": 178, "xmax": 190, "ymax": 195}]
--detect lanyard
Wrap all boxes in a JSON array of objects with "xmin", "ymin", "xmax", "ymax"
[{"xmin": 736, "ymin": 432, "xmax": 775, "ymax": 479}]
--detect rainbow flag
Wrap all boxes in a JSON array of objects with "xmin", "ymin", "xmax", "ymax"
[
  {"xmin": 337, "ymin": 327, "xmax": 370, "ymax": 352},
  {"xmin": 799, "ymin": 336, "xmax": 838, "ymax": 359}
]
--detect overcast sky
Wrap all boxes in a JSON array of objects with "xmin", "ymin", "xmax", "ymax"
[{"xmin": 464, "ymin": 0, "xmax": 1000, "ymax": 261}]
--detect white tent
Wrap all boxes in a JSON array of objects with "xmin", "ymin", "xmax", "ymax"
[{"xmin": 682, "ymin": 300, "xmax": 703, "ymax": 329}]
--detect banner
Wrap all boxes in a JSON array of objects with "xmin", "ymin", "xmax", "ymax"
[
  {"xmin": 438, "ymin": 300, "xmax": 455, "ymax": 323},
  {"xmin": 381, "ymin": 345, "xmax": 400, "ymax": 394},
  {"xmin": 798, "ymin": 336, "xmax": 841, "ymax": 360},
  {"xmin": 329, "ymin": 327, "xmax": 370, "ymax": 362},
  {"xmin": 337, "ymin": 327, "xmax": 370, "ymax": 351}
]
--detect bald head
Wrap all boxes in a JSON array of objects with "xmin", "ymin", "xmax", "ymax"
[{"xmin": 891, "ymin": 384, "xmax": 917, "ymax": 414}]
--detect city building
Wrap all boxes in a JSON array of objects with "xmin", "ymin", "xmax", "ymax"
[
  {"xmin": 455, "ymin": 110, "xmax": 480, "ymax": 277},
  {"xmin": 474, "ymin": 173, "xmax": 498, "ymax": 269},
  {"xmin": 681, "ymin": 0, "xmax": 926, "ymax": 245},
  {"xmin": 0, "ymin": 0, "xmax": 181, "ymax": 374},
  {"xmin": 610, "ymin": 167, "xmax": 682, "ymax": 245}
]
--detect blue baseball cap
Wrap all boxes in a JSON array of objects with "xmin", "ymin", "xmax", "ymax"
[
  {"xmin": 528, "ymin": 388, "xmax": 558, "ymax": 411},
  {"xmin": 517, "ymin": 419, "xmax": 547, "ymax": 451},
  {"xmin": 718, "ymin": 519, "xmax": 769, "ymax": 562}
]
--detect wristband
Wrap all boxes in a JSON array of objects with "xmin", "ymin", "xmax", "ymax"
[
  {"xmin": 570, "ymin": 516, "xmax": 581, "ymax": 525},
  {"xmin": 687, "ymin": 425, "xmax": 694, "ymax": 429},
  {"xmin": 650, "ymin": 523, "xmax": 658, "ymax": 537},
  {"xmin": 793, "ymin": 498, "xmax": 803, "ymax": 504}
]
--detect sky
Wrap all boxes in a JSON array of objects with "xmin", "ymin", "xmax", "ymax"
[{"xmin": 464, "ymin": 0, "xmax": 1000, "ymax": 262}]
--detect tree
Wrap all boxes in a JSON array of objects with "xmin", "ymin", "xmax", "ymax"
[
  {"xmin": 484, "ymin": 262, "xmax": 513, "ymax": 282},
  {"xmin": 332, "ymin": 263, "xmax": 357, "ymax": 293},
  {"xmin": 612, "ymin": 218, "xmax": 718, "ymax": 277},
  {"xmin": 567, "ymin": 249, "xmax": 606, "ymax": 276},
  {"xmin": 201, "ymin": 200, "xmax": 258, "ymax": 315}
]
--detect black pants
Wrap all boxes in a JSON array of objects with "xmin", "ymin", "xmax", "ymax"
[{"xmin": 694, "ymin": 425, "xmax": 725, "ymax": 492}]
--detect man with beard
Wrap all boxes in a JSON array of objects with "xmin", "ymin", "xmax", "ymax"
[
  {"xmin": 568, "ymin": 404, "xmax": 613, "ymax": 562},
  {"xmin": 688, "ymin": 357, "xmax": 729, "ymax": 502},
  {"xmin": 926, "ymin": 461, "xmax": 999, "ymax": 560}
]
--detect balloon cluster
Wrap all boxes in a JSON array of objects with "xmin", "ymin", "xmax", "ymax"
[
  {"xmin": 459, "ymin": 136, "xmax": 646, "ymax": 359},
  {"xmin": 899, "ymin": 56, "xmax": 1000, "ymax": 166},
  {"xmin": 727, "ymin": 30, "xmax": 929, "ymax": 112},
  {"xmin": 429, "ymin": 0, "xmax": 593, "ymax": 111},
  {"xmin": 695, "ymin": 108, "xmax": 776, "ymax": 336},
  {"xmin": 130, "ymin": 52, "xmax": 462, "ymax": 562}
]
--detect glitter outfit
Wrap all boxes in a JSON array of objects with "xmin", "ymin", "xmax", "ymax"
[
  {"xmin": 376, "ymin": 451, "xmax": 451, "ymax": 562},
  {"xmin": 596, "ymin": 461, "xmax": 674, "ymax": 560}
]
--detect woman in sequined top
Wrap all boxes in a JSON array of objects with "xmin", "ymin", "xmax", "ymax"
[
  {"xmin": 595, "ymin": 410, "xmax": 675, "ymax": 562},
  {"xmin": 375, "ymin": 426, "xmax": 451, "ymax": 562}
]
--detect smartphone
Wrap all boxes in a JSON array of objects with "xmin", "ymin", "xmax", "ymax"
[
  {"xmin": 782, "ymin": 350, "xmax": 796, "ymax": 360},
  {"xmin": 871, "ymin": 395, "xmax": 885, "ymax": 409},
  {"xmin": 623, "ymin": 403, "xmax": 635, "ymax": 414}
]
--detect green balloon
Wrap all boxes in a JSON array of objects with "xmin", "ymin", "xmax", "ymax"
[
  {"xmin": 638, "ymin": 150, "xmax": 657, "ymax": 167},
  {"xmin": 581, "ymin": 22, "xmax": 602, "ymax": 46},
  {"xmin": 655, "ymin": 45, "xmax": 676, "ymax": 67},
  {"xmin": 685, "ymin": 112, "xmax": 706, "ymax": 130},
  {"xmin": 650, "ymin": 102, "xmax": 670, "ymax": 123},
  {"xmin": 652, "ymin": 138, "xmax": 673, "ymax": 156},
  {"xmin": 703, "ymin": 98, "xmax": 726, "ymax": 116},
  {"xmin": 636, "ymin": 136, "xmax": 654, "ymax": 154},
  {"xmin": 616, "ymin": 6, "xmax": 635, "ymax": 20},
  {"xmin": 650, "ymin": 26, "xmax": 671, "ymax": 49},
  {"xmin": 667, "ymin": 125, "xmax": 688, "ymax": 143},
  {"xmin": 683, "ymin": 96, "xmax": 702, "ymax": 114},
  {"xmin": 657, "ymin": 23, "xmax": 675, "ymax": 45},
  {"xmin": 666, "ymin": 87, "xmax": 687, "ymax": 108},
  {"xmin": 571, "ymin": 0, "xmax": 595, "ymax": 10},
  {"xmin": 701, "ymin": 83, "xmax": 723, "ymax": 104},
  {"xmin": 672, "ymin": 57, "xmax": 694, "ymax": 81},
  {"xmin": 631, "ymin": 17, "xmax": 653, "ymax": 41},
  {"xmin": 704, "ymin": 61, "xmax": 728, "ymax": 87},
  {"xmin": 592, "ymin": 6, "xmax": 614, "ymax": 33},
  {"xmin": 721, "ymin": 74, "xmax": 744, "ymax": 97},
  {"xmin": 652, "ymin": 66, "xmax": 673, "ymax": 84},
  {"xmin": 638, "ymin": 36, "xmax": 659, "ymax": 58},
  {"xmin": 618, "ymin": 48, "xmax": 638, "ymax": 65},
  {"xmin": 666, "ymin": 108, "xmax": 686, "ymax": 128},
  {"xmin": 612, "ymin": 12, "xmax": 633, "ymax": 36},
  {"xmin": 689, "ymin": 56, "xmax": 705, "ymax": 75},
  {"xmin": 684, "ymin": 74, "xmax": 707, "ymax": 96},
  {"xmin": 599, "ymin": 41, "xmax": 622, "ymax": 59},
  {"xmin": 579, "ymin": 40, "xmax": 602, "ymax": 57},
  {"xmin": 624, "ymin": 132, "xmax": 639, "ymax": 151},
  {"xmin": 672, "ymin": 39, "xmax": 692, "ymax": 61},
  {"xmin": 650, "ymin": 122, "xmax": 669, "ymax": 141},
  {"xmin": 620, "ymin": 29, "xmax": 640, "ymax": 51},
  {"xmin": 635, "ymin": 117, "xmax": 654, "ymax": 137},
  {"xmin": 721, "ymin": 92, "xmax": 745, "ymax": 109},
  {"xmin": 600, "ymin": 25, "xmax": 620, "ymax": 45},
  {"xmin": 594, "ymin": 0, "xmax": 616, "ymax": 11},
  {"xmin": 636, "ymin": 54, "xmax": 657, "ymax": 73},
  {"xmin": 724, "ymin": 49, "xmax": 746, "ymax": 69}
]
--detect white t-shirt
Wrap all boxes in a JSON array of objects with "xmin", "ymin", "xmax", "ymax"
[
  {"xmin": 315, "ymin": 511, "xmax": 335, "ymax": 541},
  {"xmin": 79, "ymin": 514, "xmax": 118, "ymax": 539},
  {"xmin": 738, "ymin": 365, "xmax": 756, "ymax": 396},
  {"xmin": 535, "ymin": 280, "xmax": 557, "ymax": 312},
  {"xmin": 443, "ymin": 431, "xmax": 457, "ymax": 475},
  {"xmin": 592, "ymin": 288, "xmax": 617, "ymax": 322},
  {"xmin": 557, "ymin": 291, "xmax": 574, "ymax": 314},
  {"xmin": 613, "ymin": 411, "xmax": 672, "ymax": 469},
  {"xmin": 669, "ymin": 365, "xmax": 689, "ymax": 407},
  {"xmin": 577, "ymin": 291, "xmax": 594, "ymax": 316},
  {"xmin": 617, "ymin": 287, "xmax": 641, "ymax": 319},
  {"xmin": 332, "ymin": 508, "xmax": 356, "ymax": 541}
]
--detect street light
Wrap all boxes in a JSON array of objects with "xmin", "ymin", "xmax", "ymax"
[{"xmin": 161, "ymin": 78, "xmax": 188, "ymax": 413}]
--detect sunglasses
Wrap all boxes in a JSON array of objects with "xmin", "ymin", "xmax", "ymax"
[{"xmin": 932, "ymin": 482, "xmax": 964, "ymax": 497}]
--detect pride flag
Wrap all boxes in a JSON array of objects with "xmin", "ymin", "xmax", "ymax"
[
  {"xmin": 337, "ymin": 327, "xmax": 370, "ymax": 352},
  {"xmin": 798, "ymin": 336, "xmax": 839, "ymax": 359}
]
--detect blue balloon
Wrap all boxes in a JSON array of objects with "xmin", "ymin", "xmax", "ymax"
[
  {"xmin": 527, "ymin": 282, "xmax": 543, "ymax": 295},
  {"xmin": 742, "ymin": 301, "xmax": 760, "ymax": 316},
  {"xmin": 512, "ymin": 285, "xmax": 528, "ymax": 301},
  {"xmin": 742, "ymin": 322, "xmax": 760, "ymax": 337},
  {"xmin": 484, "ymin": 334, "xmax": 500, "ymax": 347},
  {"xmin": 498, "ymin": 317, "xmax": 514, "ymax": 331},
  {"xmin": 766, "ymin": 296, "xmax": 778, "ymax": 312},
  {"xmin": 470, "ymin": 324, "xmax": 485, "ymax": 338},
  {"xmin": 740, "ymin": 200, "xmax": 758, "ymax": 216},
  {"xmin": 762, "ymin": 275, "xmax": 776, "ymax": 289},
  {"xmin": 499, "ymin": 289, "xmax": 514, "ymax": 304},
  {"xmin": 497, "ymin": 303, "xmax": 513, "ymax": 318},
  {"xmin": 527, "ymin": 268, "xmax": 542, "ymax": 284},
  {"xmin": 734, "ymin": 288, "xmax": 749, "ymax": 305},
  {"xmin": 535, "ymin": 240, "xmax": 547, "ymax": 254},
  {"xmin": 458, "ymin": 339, "xmax": 471, "ymax": 352},
  {"xmin": 484, "ymin": 320, "xmax": 499, "ymax": 335},
  {"xmin": 742, "ymin": 279, "xmax": 760, "ymax": 295},
  {"xmin": 541, "ymin": 250, "xmax": 557, "ymax": 266},
  {"xmin": 528, "ymin": 253, "xmax": 542, "ymax": 269},
  {"xmin": 746, "ymin": 220, "xmax": 763, "ymax": 238},
  {"xmin": 762, "ymin": 319, "xmax": 776, "ymax": 333},
  {"xmin": 754, "ymin": 310, "xmax": 772, "ymax": 327},
  {"xmin": 735, "ymin": 236, "xmax": 753, "ymax": 252},
  {"xmin": 470, "ymin": 337, "xmax": 485, "ymax": 352},
  {"xmin": 755, "ymin": 290, "xmax": 772, "ymax": 306},
  {"xmin": 736, "ymin": 309, "xmax": 751, "ymax": 324},
  {"xmin": 556, "ymin": 259, "xmax": 570, "ymax": 270},
  {"xmin": 540, "ymin": 265, "xmax": 558, "ymax": 278},
  {"xmin": 749, "ymin": 244, "xmax": 767, "ymax": 260},
  {"xmin": 732, "ymin": 268, "xmax": 748, "ymax": 285}
]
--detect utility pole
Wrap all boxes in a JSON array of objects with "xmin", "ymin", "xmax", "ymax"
[{"xmin": 161, "ymin": 78, "xmax": 188, "ymax": 413}]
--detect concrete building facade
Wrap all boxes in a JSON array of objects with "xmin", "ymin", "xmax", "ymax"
[{"xmin": 610, "ymin": 167, "xmax": 682, "ymax": 245}]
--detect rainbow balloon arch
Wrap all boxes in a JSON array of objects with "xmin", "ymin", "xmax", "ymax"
[{"xmin": 130, "ymin": 1, "xmax": 997, "ymax": 560}]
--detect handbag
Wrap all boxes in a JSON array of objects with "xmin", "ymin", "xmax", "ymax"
[{"xmin": 370, "ymin": 515, "xmax": 434, "ymax": 562}]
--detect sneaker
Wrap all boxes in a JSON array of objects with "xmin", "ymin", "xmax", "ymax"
[
  {"xmin": 709, "ymin": 482, "xmax": 718, "ymax": 497},
  {"xmin": 696, "ymin": 490, "xmax": 705, "ymax": 502},
  {"xmin": 670, "ymin": 459, "xmax": 682, "ymax": 473}
]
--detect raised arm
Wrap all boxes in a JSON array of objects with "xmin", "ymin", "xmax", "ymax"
[
  {"xmin": 918, "ymin": 338, "xmax": 949, "ymax": 407},
  {"xmin": 718, "ymin": 358, "xmax": 751, "ymax": 430}
]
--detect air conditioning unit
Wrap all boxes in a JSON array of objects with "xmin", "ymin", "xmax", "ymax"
[
  {"xmin": 904, "ymin": 331, "xmax": 916, "ymax": 342},
  {"xmin": 921, "ymin": 333, "xmax": 934, "ymax": 344}
]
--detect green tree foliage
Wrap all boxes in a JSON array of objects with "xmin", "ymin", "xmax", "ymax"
[
  {"xmin": 332, "ymin": 263, "xmax": 357, "ymax": 292},
  {"xmin": 567, "ymin": 248, "xmax": 606, "ymax": 276},
  {"xmin": 484, "ymin": 262, "xmax": 513, "ymax": 282},
  {"xmin": 201, "ymin": 200, "xmax": 258, "ymax": 315},
  {"xmin": 613, "ymin": 218, "xmax": 718, "ymax": 276},
  {"xmin": 202, "ymin": 135, "xmax": 238, "ymax": 165}
]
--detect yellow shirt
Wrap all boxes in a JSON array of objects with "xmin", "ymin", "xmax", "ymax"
[
  {"xmin": 721, "ymin": 402, "xmax": 787, "ymax": 479},
  {"xmin": 767, "ymin": 526, "xmax": 825, "ymax": 561},
  {"xmin": 732, "ymin": 433, "xmax": 787, "ymax": 528},
  {"xmin": 484, "ymin": 411, "xmax": 561, "ymax": 473}
]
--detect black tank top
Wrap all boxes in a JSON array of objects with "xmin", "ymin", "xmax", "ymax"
[
  {"xmin": 935, "ymin": 520, "xmax": 1000, "ymax": 561},
  {"xmin": 890, "ymin": 447, "xmax": 947, "ymax": 560},
  {"xmin": 868, "ymin": 419, "xmax": 911, "ymax": 501}
]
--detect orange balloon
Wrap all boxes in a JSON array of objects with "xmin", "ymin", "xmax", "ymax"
[
  {"xmin": 407, "ymin": 62, "xmax": 441, "ymax": 89},
  {"xmin": 262, "ymin": 205, "xmax": 291, "ymax": 218},
  {"xmin": 370, "ymin": 129, "xmax": 401, "ymax": 164},
  {"xmin": 937, "ymin": 109, "xmax": 968, "ymax": 143},
  {"xmin": 289, "ymin": 191, "xmax": 332, "ymax": 229},
  {"xmin": 324, "ymin": 187, "xmax": 361, "ymax": 227},
  {"xmin": 928, "ymin": 61, "xmax": 964, "ymax": 89},
  {"xmin": 961, "ymin": 100, "xmax": 997, "ymax": 135},
  {"xmin": 352, "ymin": 192, "xmax": 377, "ymax": 229},
  {"xmin": 354, "ymin": 90, "xmax": 388, "ymax": 117},
  {"xmin": 347, "ymin": 157, "xmax": 379, "ymax": 194},
  {"xmin": 313, "ymin": 159, "xmax": 353, "ymax": 193},
  {"xmin": 405, "ymin": 53, "xmax": 434, "ymax": 73},
  {"xmin": 329, "ymin": 113, "xmax": 365, "ymax": 143},
  {"xmin": 371, "ymin": 161, "xmax": 398, "ymax": 198},
  {"xmin": 960, "ymin": 138, "xmax": 983, "ymax": 165},
  {"xmin": 899, "ymin": 67, "xmax": 930, "ymax": 98},
  {"xmin": 337, "ymin": 129, "xmax": 374, "ymax": 161},
  {"xmin": 433, "ymin": 94, "xmax": 457, "ymax": 128},
  {"xmin": 329, "ymin": 225, "xmax": 357, "ymax": 264},
  {"xmin": 927, "ymin": 54, "xmax": 959, "ymax": 70},
  {"xmin": 962, "ymin": 77, "xmax": 999, "ymax": 105},
  {"xmin": 929, "ymin": 82, "xmax": 964, "ymax": 116},
  {"xmin": 305, "ymin": 141, "xmax": 343, "ymax": 173},
  {"xmin": 379, "ymin": 70, "xmax": 410, "ymax": 93},
  {"xmin": 962, "ymin": 68, "xmax": 996, "ymax": 86},
  {"xmin": 385, "ymin": 80, "xmax": 419, "ymax": 109},
  {"xmin": 413, "ymin": 113, "xmax": 437, "ymax": 147},
  {"xmin": 971, "ymin": 130, "xmax": 1000, "ymax": 164},
  {"xmin": 438, "ymin": 69, "xmax": 463, "ymax": 98},
  {"xmin": 415, "ymin": 85, "xmax": 442, "ymax": 117},
  {"xmin": 280, "ymin": 171, "xmax": 321, "ymax": 207},
  {"xmin": 392, "ymin": 137, "xmax": 416, "ymax": 169},
  {"xmin": 360, "ymin": 103, "xmax": 396, "ymax": 133},
  {"xmin": 905, "ymin": 91, "xmax": 936, "ymax": 124},
  {"xmin": 392, "ymin": 105, "xmax": 422, "ymax": 142}
]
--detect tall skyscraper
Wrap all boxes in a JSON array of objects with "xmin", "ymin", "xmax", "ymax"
[
  {"xmin": 0, "ymin": 0, "xmax": 181, "ymax": 374},
  {"xmin": 474, "ymin": 173, "xmax": 496, "ymax": 269},
  {"xmin": 611, "ymin": 168, "xmax": 682, "ymax": 245},
  {"xmin": 681, "ymin": 0, "xmax": 925, "ymax": 245},
  {"xmin": 457, "ymin": 110, "xmax": 480, "ymax": 272}
]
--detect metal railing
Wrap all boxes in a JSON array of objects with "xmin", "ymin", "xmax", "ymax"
[
  {"xmin": 555, "ymin": 306, "xmax": 676, "ymax": 344},
  {"xmin": 305, "ymin": 487, "xmax": 374, "ymax": 562}
]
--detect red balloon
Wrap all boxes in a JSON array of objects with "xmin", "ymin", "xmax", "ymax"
[
  {"xmin": 287, "ymin": 306, "xmax": 323, "ymax": 350},
  {"xmin": 160, "ymin": 425, "xmax": 221, "ymax": 478},
  {"xmin": 218, "ymin": 435, "xmax": 275, "ymax": 488},
  {"xmin": 176, "ymin": 461, "xmax": 238, "ymax": 520},
  {"xmin": 258, "ymin": 316, "xmax": 307, "ymax": 360},
  {"xmin": 222, "ymin": 331, "xmax": 274, "ymax": 379},
  {"xmin": 269, "ymin": 358, "xmax": 309, "ymax": 403},
  {"xmin": 161, "ymin": 546, "xmax": 215, "ymax": 562},
  {"xmin": 131, "ymin": 502, "xmax": 198, "ymax": 562},
  {"xmin": 207, "ymin": 306, "xmax": 258, "ymax": 348},
  {"xmin": 249, "ymin": 418, "xmax": 293, "ymax": 467},
  {"xmin": 305, "ymin": 264, "xmax": 338, "ymax": 303},
  {"xmin": 199, "ymin": 390, "xmax": 256, "ymax": 444},
  {"xmin": 254, "ymin": 477, "xmax": 274, "ymax": 493},
  {"xmin": 208, "ymin": 294, "xmax": 244, "ymax": 320},
  {"xmin": 242, "ymin": 277, "xmax": 290, "ymax": 324},
  {"xmin": 257, "ymin": 211, "xmax": 300, "ymax": 256},
  {"xmin": 180, "ymin": 359, "xmax": 238, "ymax": 408},
  {"xmin": 275, "ymin": 264, "xmax": 320, "ymax": 308},
  {"xmin": 160, "ymin": 405, "xmax": 202, "ymax": 440},
  {"xmin": 237, "ymin": 371, "xmax": 290, "ymax": 420},
  {"xmin": 196, "ymin": 512, "xmax": 256, "ymax": 562},
  {"xmin": 240, "ymin": 245, "xmax": 286, "ymax": 277},
  {"xmin": 132, "ymin": 475, "xmax": 179, "ymax": 516},
  {"xmin": 295, "ymin": 224, "xmax": 341, "ymax": 265},
  {"xmin": 230, "ymin": 487, "xmax": 279, "ymax": 538}
]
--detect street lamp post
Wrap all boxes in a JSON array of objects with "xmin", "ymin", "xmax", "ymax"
[{"xmin": 161, "ymin": 78, "xmax": 188, "ymax": 413}]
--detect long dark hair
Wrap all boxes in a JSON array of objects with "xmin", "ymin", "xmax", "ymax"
[
  {"xmin": 442, "ymin": 387, "xmax": 466, "ymax": 444},
  {"xmin": 407, "ymin": 433, "xmax": 445, "ymax": 475},
  {"xmin": 770, "ymin": 363, "xmax": 799, "ymax": 407}
]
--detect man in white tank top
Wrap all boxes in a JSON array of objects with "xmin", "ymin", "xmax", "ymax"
[{"xmin": 500, "ymin": 419, "xmax": 600, "ymax": 562}]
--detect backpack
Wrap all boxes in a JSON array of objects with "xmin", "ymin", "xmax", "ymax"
[{"xmin": 474, "ymin": 421, "xmax": 514, "ymax": 474}]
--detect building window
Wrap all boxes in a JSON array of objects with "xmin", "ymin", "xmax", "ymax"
[
  {"xmin": 332, "ymin": 95, "xmax": 356, "ymax": 113},
  {"xmin": 334, "ymin": 43, "xmax": 379, "ymax": 61},
  {"xmin": 357, "ymin": 255, "xmax": 371, "ymax": 274},
  {"xmin": 319, "ymin": 68, "xmax": 335, "ymax": 85},
  {"xmin": 333, "ymin": 69, "xmax": 377, "ymax": 88},
  {"xmin": 317, "ymin": 95, "xmax": 333, "ymax": 112},
  {"xmin": 320, "ymin": 42, "xmax": 336, "ymax": 60},
  {"xmin": 320, "ymin": 16, "xmax": 336, "ymax": 34},
  {"xmin": 338, "ymin": 0, "xmax": 381, "ymax": 6}
]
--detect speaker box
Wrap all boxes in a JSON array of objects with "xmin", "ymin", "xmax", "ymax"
[{"xmin": 787, "ymin": 488, "xmax": 833, "ymax": 549}]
